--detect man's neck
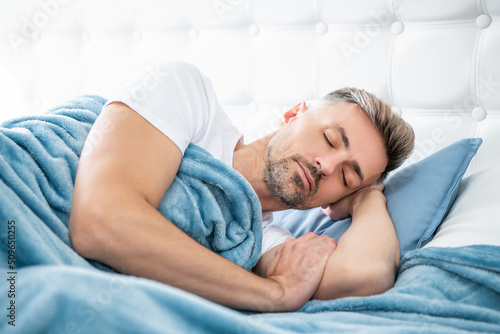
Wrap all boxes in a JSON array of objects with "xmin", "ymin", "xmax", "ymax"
[{"xmin": 232, "ymin": 133, "xmax": 290, "ymax": 213}]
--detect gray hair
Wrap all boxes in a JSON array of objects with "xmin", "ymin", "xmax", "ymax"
[{"xmin": 313, "ymin": 87, "xmax": 415, "ymax": 181}]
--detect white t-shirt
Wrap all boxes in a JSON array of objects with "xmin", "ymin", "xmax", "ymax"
[{"xmin": 106, "ymin": 61, "xmax": 293, "ymax": 255}]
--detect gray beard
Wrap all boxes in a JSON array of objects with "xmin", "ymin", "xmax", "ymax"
[{"xmin": 264, "ymin": 152, "xmax": 320, "ymax": 209}]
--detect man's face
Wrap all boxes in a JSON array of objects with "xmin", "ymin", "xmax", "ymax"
[{"xmin": 264, "ymin": 102, "xmax": 387, "ymax": 209}]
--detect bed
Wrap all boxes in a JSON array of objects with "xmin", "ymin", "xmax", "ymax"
[{"xmin": 1, "ymin": 1, "xmax": 499, "ymax": 333}]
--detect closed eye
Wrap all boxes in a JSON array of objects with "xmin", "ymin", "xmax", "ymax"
[
  {"xmin": 341, "ymin": 167, "xmax": 348, "ymax": 187},
  {"xmin": 323, "ymin": 133, "xmax": 334, "ymax": 148}
]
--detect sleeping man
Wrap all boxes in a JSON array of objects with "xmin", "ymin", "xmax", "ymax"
[{"xmin": 69, "ymin": 61, "xmax": 415, "ymax": 312}]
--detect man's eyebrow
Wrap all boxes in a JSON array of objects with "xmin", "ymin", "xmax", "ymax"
[
  {"xmin": 333, "ymin": 124, "xmax": 349, "ymax": 149},
  {"xmin": 333, "ymin": 124, "xmax": 364, "ymax": 182},
  {"xmin": 352, "ymin": 161, "xmax": 364, "ymax": 183}
]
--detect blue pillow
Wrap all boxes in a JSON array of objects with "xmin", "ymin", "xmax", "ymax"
[{"xmin": 271, "ymin": 138, "xmax": 483, "ymax": 259}]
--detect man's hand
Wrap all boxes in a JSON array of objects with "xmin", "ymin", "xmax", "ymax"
[
  {"xmin": 321, "ymin": 183, "xmax": 385, "ymax": 221},
  {"xmin": 264, "ymin": 233, "xmax": 337, "ymax": 311}
]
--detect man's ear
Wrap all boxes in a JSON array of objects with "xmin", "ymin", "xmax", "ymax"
[{"xmin": 280, "ymin": 101, "xmax": 307, "ymax": 127}]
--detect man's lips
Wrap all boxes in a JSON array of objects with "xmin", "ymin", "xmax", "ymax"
[{"xmin": 297, "ymin": 161, "xmax": 314, "ymax": 192}]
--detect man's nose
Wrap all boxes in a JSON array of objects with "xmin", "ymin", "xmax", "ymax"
[{"xmin": 314, "ymin": 152, "xmax": 345, "ymax": 177}]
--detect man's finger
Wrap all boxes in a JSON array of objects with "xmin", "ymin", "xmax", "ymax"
[{"xmin": 295, "ymin": 232, "xmax": 319, "ymax": 241}]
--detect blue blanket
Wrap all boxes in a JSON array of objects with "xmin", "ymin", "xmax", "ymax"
[
  {"xmin": 1, "ymin": 96, "xmax": 500, "ymax": 333},
  {"xmin": 2, "ymin": 246, "xmax": 500, "ymax": 333},
  {"xmin": 0, "ymin": 95, "xmax": 262, "ymax": 272}
]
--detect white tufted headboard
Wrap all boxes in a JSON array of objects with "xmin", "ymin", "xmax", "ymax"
[{"xmin": 1, "ymin": 0, "xmax": 499, "ymax": 175}]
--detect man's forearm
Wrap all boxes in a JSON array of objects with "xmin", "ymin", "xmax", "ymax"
[
  {"xmin": 312, "ymin": 191, "xmax": 399, "ymax": 300},
  {"xmin": 71, "ymin": 195, "xmax": 283, "ymax": 311},
  {"xmin": 70, "ymin": 193, "xmax": 335, "ymax": 312}
]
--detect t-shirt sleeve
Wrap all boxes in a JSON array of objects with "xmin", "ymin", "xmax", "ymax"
[
  {"xmin": 105, "ymin": 61, "xmax": 227, "ymax": 155},
  {"xmin": 261, "ymin": 213, "xmax": 295, "ymax": 255}
]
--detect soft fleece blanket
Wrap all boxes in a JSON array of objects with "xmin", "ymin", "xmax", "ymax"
[
  {"xmin": 2, "ymin": 246, "xmax": 500, "ymax": 333},
  {"xmin": 1, "ymin": 96, "xmax": 500, "ymax": 334},
  {"xmin": 0, "ymin": 95, "xmax": 262, "ymax": 272}
]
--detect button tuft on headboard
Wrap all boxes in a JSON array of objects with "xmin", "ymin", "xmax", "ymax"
[
  {"xmin": 248, "ymin": 101, "xmax": 259, "ymax": 113},
  {"xmin": 133, "ymin": 30, "xmax": 142, "ymax": 42},
  {"xmin": 472, "ymin": 107, "xmax": 487, "ymax": 121},
  {"xmin": 391, "ymin": 106, "xmax": 402, "ymax": 116},
  {"xmin": 476, "ymin": 14, "xmax": 492, "ymax": 29},
  {"xmin": 189, "ymin": 28, "xmax": 199, "ymax": 39},
  {"xmin": 81, "ymin": 31, "xmax": 91, "ymax": 43},
  {"xmin": 315, "ymin": 22, "xmax": 328, "ymax": 35},
  {"xmin": 248, "ymin": 24, "xmax": 260, "ymax": 37},
  {"xmin": 391, "ymin": 21, "xmax": 404, "ymax": 35}
]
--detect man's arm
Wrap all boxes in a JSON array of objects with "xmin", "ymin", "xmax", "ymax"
[
  {"xmin": 254, "ymin": 185, "xmax": 399, "ymax": 300},
  {"xmin": 313, "ymin": 186, "xmax": 399, "ymax": 299},
  {"xmin": 69, "ymin": 102, "xmax": 335, "ymax": 312}
]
